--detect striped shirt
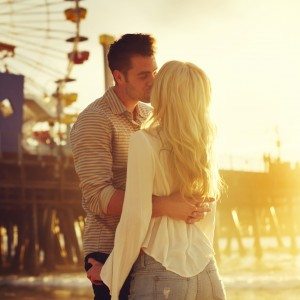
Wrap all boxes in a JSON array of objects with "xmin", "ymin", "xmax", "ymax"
[{"xmin": 70, "ymin": 87, "xmax": 151, "ymax": 256}]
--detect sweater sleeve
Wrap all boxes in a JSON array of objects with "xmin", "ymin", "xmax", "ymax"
[{"xmin": 100, "ymin": 131, "xmax": 155, "ymax": 299}]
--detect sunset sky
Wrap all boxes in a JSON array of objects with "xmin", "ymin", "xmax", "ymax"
[{"xmin": 66, "ymin": 0, "xmax": 300, "ymax": 169}]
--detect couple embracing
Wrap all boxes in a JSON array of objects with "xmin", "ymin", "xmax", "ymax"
[{"xmin": 70, "ymin": 33, "xmax": 226, "ymax": 300}]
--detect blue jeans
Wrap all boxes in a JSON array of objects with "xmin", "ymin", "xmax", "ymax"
[
  {"xmin": 129, "ymin": 253, "xmax": 226, "ymax": 300},
  {"xmin": 84, "ymin": 252, "xmax": 131, "ymax": 300}
]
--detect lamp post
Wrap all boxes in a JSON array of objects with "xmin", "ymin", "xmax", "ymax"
[{"xmin": 99, "ymin": 34, "xmax": 115, "ymax": 90}]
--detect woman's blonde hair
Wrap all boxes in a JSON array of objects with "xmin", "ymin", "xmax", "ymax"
[{"xmin": 143, "ymin": 60, "xmax": 222, "ymax": 199}]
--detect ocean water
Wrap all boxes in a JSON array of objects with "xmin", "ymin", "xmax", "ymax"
[
  {"xmin": 219, "ymin": 253, "xmax": 300, "ymax": 300},
  {"xmin": 1, "ymin": 244, "xmax": 300, "ymax": 299},
  {"xmin": 217, "ymin": 236, "xmax": 300, "ymax": 299}
]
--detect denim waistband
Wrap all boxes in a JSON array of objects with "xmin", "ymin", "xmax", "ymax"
[{"xmin": 135, "ymin": 251, "xmax": 215, "ymax": 272}]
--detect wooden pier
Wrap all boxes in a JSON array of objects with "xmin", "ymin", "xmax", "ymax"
[
  {"xmin": 216, "ymin": 165, "xmax": 300, "ymax": 259},
  {"xmin": 1, "ymin": 153, "xmax": 300, "ymax": 274},
  {"xmin": 0, "ymin": 153, "xmax": 83, "ymax": 275}
]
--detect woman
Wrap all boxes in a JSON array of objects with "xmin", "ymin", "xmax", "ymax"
[{"xmin": 101, "ymin": 61, "xmax": 226, "ymax": 300}]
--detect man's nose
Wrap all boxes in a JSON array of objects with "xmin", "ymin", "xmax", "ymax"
[{"xmin": 147, "ymin": 73, "xmax": 155, "ymax": 86}]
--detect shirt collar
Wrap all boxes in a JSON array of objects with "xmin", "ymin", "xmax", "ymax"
[
  {"xmin": 135, "ymin": 102, "xmax": 149, "ymax": 118},
  {"xmin": 105, "ymin": 87, "xmax": 127, "ymax": 115}
]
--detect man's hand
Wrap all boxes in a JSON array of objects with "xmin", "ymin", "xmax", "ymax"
[
  {"xmin": 86, "ymin": 258, "xmax": 103, "ymax": 285},
  {"xmin": 153, "ymin": 192, "xmax": 214, "ymax": 224},
  {"xmin": 186, "ymin": 200, "xmax": 211, "ymax": 224}
]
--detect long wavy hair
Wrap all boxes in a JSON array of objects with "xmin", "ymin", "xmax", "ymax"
[{"xmin": 143, "ymin": 60, "xmax": 222, "ymax": 199}]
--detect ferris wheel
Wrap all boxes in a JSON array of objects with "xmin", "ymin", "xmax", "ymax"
[
  {"xmin": 0, "ymin": 0, "xmax": 89, "ymax": 155},
  {"xmin": 0, "ymin": 0, "xmax": 89, "ymax": 113}
]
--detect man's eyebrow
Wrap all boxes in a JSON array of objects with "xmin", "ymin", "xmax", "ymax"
[{"xmin": 137, "ymin": 69, "xmax": 157, "ymax": 76}]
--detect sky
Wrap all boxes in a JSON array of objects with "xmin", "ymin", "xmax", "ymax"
[
  {"xmin": 3, "ymin": 0, "xmax": 299, "ymax": 169},
  {"xmin": 67, "ymin": 0, "xmax": 300, "ymax": 169}
]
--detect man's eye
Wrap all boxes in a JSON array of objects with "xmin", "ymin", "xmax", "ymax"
[{"xmin": 139, "ymin": 75, "xmax": 148, "ymax": 80}]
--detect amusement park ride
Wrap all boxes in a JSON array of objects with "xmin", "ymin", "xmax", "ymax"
[
  {"xmin": 0, "ymin": 0, "xmax": 89, "ymax": 155},
  {"xmin": 0, "ymin": 0, "xmax": 299, "ymax": 275}
]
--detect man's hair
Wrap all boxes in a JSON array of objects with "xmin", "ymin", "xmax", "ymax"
[{"xmin": 108, "ymin": 33, "xmax": 156, "ymax": 74}]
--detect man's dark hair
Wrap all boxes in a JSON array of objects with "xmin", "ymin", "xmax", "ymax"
[{"xmin": 108, "ymin": 33, "xmax": 156, "ymax": 74}]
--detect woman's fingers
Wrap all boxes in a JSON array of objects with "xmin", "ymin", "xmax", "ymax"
[
  {"xmin": 88, "ymin": 258, "xmax": 102, "ymax": 266},
  {"xmin": 86, "ymin": 260, "xmax": 103, "ymax": 285}
]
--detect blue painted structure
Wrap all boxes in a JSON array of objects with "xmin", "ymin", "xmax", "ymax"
[{"xmin": 0, "ymin": 72, "xmax": 24, "ymax": 153}]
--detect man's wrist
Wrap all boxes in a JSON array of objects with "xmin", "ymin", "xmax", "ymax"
[
  {"xmin": 152, "ymin": 195, "xmax": 167, "ymax": 217},
  {"xmin": 106, "ymin": 189, "xmax": 125, "ymax": 216}
]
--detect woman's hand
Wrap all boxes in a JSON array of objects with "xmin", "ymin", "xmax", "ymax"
[{"xmin": 86, "ymin": 258, "xmax": 103, "ymax": 285}]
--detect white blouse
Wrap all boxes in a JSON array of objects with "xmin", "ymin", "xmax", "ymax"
[{"xmin": 100, "ymin": 130, "xmax": 216, "ymax": 300}]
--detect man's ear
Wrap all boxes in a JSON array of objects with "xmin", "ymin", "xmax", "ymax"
[{"xmin": 113, "ymin": 70, "xmax": 125, "ymax": 85}]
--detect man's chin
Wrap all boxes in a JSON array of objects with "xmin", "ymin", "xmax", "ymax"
[
  {"xmin": 140, "ymin": 98, "xmax": 151, "ymax": 104},
  {"xmin": 140, "ymin": 94, "xmax": 151, "ymax": 103}
]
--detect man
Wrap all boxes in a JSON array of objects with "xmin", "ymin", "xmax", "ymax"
[{"xmin": 70, "ymin": 34, "xmax": 210, "ymax": 299}]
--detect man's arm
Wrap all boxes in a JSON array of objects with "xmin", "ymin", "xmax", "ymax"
[
  {"xmin": 70, "ymin": 109, "xmax": 210, "ymax": 221},
  {"xmin": 152, "ymin": 193, "xmax": 211, "ymax": 223},
  {"xmin": 70, "ymin": 110, "xmax": 116, "ymax": 215},
  {"xmin": 106, "ymin": 189, "xmax": 211, "ymax": 223},
  {"xmin": 86, "ymin": 192, "xmax": 211, "ymax": 284}
]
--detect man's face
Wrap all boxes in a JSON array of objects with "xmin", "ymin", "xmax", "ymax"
[{"xmin": 123, "ymin": 55, "xmax": 157, "ymax": 103}]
